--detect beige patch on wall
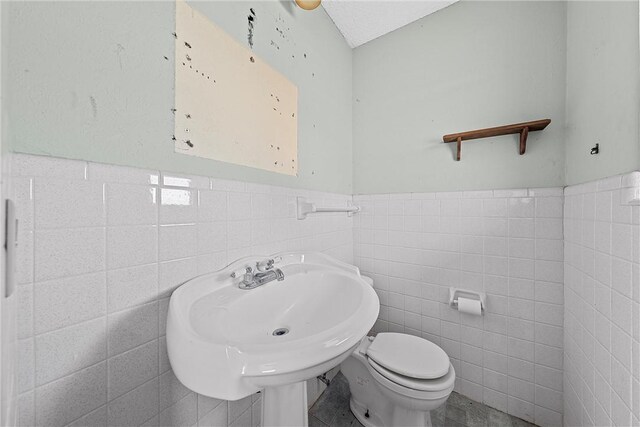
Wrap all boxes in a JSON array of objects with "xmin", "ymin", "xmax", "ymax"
[{"xmin": 174, "ymin": 1, "xmax": 298, "ymax": 175}]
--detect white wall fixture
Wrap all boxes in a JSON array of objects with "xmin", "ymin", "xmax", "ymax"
[
  {"xmin": 4, "ymin": 200, "xmax": 16, "ymax": 299},
  {"xmin": 448, "ymin": 288, "xmax": 485, "ymax": 315},
  {"xmin": 166, "ymin": 252, "xmax": 379, "ymax": 427},
  {"xmin": 297, "ymin": 197, "xmax": 360, "ymax": 220},
  {"xmin": 620, "ymin": 171, "xmax": 640, "ymax": 204}
]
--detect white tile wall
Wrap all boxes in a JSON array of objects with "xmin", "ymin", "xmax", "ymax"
[
  {"xmin": 563, "ymin": 173, "xmax": 640, "ymax": 427},
  {"xmin": 353, "ymin": 188, "xmax": 565, "ymax": 426},
  {"xmin": 13, "ymin": 152, "xmax": 639, "ymax": 427},
  {"xmin": 13, "ymin": 154, "xmax": 352, "ymax": 427}
]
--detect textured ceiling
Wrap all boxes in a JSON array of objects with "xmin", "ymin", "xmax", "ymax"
[{"xmin": 322, "ymin": 0, "xmax": 459, "ymax": 48}]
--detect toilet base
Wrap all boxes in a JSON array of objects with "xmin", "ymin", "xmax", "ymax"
[
  {"xmin": 349, "ymin": 397, "xmax": 384, "ymax": 427},
  {"xmin": 350, "ymin": 396, "xmax": 434, "ymax": 427}
]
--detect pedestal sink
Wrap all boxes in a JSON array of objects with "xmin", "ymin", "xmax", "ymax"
[{"xmin": 166, "ymin": 252, "xmax": 380, "ymax": 427}]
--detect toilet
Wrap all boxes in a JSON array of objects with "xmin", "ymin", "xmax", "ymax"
[{"xmin": 341, "ymin": 276, "xmax": 455, "ymax": 427}]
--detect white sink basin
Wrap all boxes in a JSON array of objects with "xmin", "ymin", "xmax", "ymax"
[{"xmin": 166, "ymin": 252, "xmax": 379, "ymax": 426}]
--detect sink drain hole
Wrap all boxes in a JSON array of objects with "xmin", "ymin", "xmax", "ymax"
[{"xmin": 272, "ymin": 328, "xmax": 289, "ymax": 336}]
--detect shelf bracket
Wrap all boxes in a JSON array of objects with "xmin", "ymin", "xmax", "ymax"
[
  {"xmin": 519, "ymin": 126, "xmax": 529, "ymax": 155},
  {"xmin": 456, "ymin": 136, "xmax": 462, "ymax": 161}
]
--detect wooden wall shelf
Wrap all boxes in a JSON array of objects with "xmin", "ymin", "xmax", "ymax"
[{"xmin": 443, "ymin": 119, "xmax": 551, "ymax": 161}]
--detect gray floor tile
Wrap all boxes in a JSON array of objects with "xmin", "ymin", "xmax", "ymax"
[
  {"xmin": 443, "ymin": 405, "xmax": 464, "ymax": 424},
  {"xmin": 309, "ymin": 415, "xmax": 330, "ymax": 427},
  {"xmin": 309, "ymin": 374, "xmax": 351, "ymax": 425},
  {"xmin": 309, "ymin": 395, "xmax": 339, "ymax": 425},
  {"xmin": 459, "ymin": 397, "xmax": 489, "ymax": 427},
  {"xmin": 509, "ymin": 415, "xmax": 537, "ymax": 427},
  {"xmin": 333, "ymin": 409, "xmax": 363, "ymax": 427},
  {"xmin": 444, "ymin": 418, "xmax": 468, "ymax": 427},
  {"xmin": 308, "ymin": 373, "xmax": 538, "ymax": 427},
  {"xmin": 432, "ymin": 404, "xmax": 447, "ymax": 427},
  {"xmin": 487, "ymin": 408, "xmax": 512, "ymax": 427},
  {"xmin": 465, "ymin": 409, "xmax": 488, "ymax": 427},
  {"xmin": 487, "ymin": 408, "xmax": 513, "ymax": 427},
  {"xmin": 447, "ymin": 392, "xmax": 474, "ymax": 409}
]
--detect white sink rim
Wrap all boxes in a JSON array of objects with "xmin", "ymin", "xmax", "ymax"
[{"xmin": 166, "ymin": 252, "xmax": 380, "ymax": 401}]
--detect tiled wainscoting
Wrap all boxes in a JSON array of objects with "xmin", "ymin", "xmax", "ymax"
[
  {"xmin": 11, "ymin": 151, "xmax": 640, "ymax": 427},
  {"xmin": 12, "ymin": 154, "xmax": 353, "ymax": 427},
  {"xmin": 353, "ymin": 189, "xmax": 565, "ymax": 426},
  {"xmin": 563, "ymin": 173, "xmax": 640, "ymax": 427}
]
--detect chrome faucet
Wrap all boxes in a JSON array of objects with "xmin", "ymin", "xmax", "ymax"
[{"xmin": 233, "ymin": 259, "xmax": 285, "ymax": 290}]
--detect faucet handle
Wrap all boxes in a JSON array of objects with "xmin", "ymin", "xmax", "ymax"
[
  {"xmin": 257, "ymin": 257, "xmax": 281, "ymax": 272},
  {"xmin": 230, "ymin": 266, "xmax": 253, "ymax": 279}
]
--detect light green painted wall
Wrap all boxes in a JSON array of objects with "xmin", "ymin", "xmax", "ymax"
[
  {"xmin": 565, "ymin": 1, "xmax": 640, "ymax": 185},
  {"xmin": 6, "ymin": 1, "xmax": 638, "ymax": 195},
  {"xmin": 3, "ymin": 1, "xmax": 353, "ymax": 194},
  {"xmin": 352, "ymin": 1, "xmax": 568, "ymax": 194},
  {"xmin": 1, "ymin": 2, "xmax": 8, "ymax": 156}
]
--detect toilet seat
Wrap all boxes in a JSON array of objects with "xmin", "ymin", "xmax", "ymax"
[
  {"xmin": 368, "ymin": 358, "xmax": 455, "ymax": 392},
  {"xmin": 366, "ymin": 358, "xmax": 456, "ymax": 402},
  {"xmin": 364, "ymin": 333, "xmax": 454, "ymax": 397},
  {"xmin": 366, "ymin": 333, "xmax": 450, "ymax": 379}
]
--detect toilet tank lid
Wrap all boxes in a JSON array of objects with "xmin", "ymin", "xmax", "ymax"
[
  {"xmin": 361, "ymin": 276, "xmax": 374, "ymax": 287},
  {"xmin": 367, "ymin": 333, "xmax": 450, "ymax": 380}
]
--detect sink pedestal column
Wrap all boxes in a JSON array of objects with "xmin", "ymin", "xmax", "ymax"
[{"xmin": 262, "ymin": 381, "xmax": 308, "ymax": 427}]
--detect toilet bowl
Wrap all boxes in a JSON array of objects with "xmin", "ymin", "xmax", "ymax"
[{"xmin": 340, "ymin": 277, "xmax": 455, "ymax": 427}]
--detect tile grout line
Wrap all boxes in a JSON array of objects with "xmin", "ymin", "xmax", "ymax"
[
  {"xmin": 29, "ymin": 176, "xmax": 36, "ymax": 425},
  {"xmin": 102, "ymin": 180, "xmax": 110, "ymax": 415},
  {"xmin": 155, "ymin": 177, "xmax": 161, "ymax": 424}
]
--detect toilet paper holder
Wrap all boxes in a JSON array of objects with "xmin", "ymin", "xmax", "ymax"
[{"xmin": 448, "ymin": 288, "xmax": 486, "ymax": 312}]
